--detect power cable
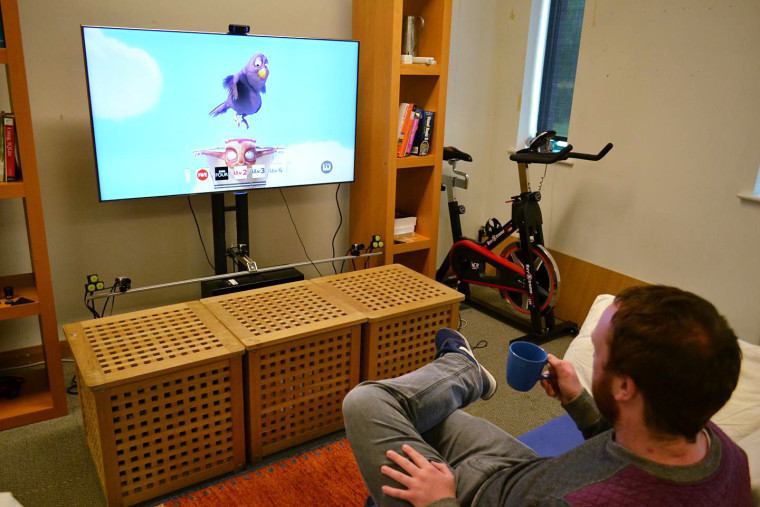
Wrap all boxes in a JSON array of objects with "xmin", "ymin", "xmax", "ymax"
[
  {"xmin": 279, "ymin": 189, "xmax": 323, "ymax": 276},
  {"xmin": 331, "ymin": 183, "xmax": 343, "ymax": 274},
  {"xmin": 187, "ymin": 196, "xmax": 215, "ymax": 272}
]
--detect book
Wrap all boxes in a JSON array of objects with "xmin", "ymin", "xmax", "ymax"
[
  {"xmin": 410, "ymin": 108, "xmax": 426, "ymax": 155},
  {"xmin": 396, "ymin": 102, "xmax": 415, "ymax": 157},
  {"xmin": 405, "ymin": 109, "xmax": 421, "ymax": 156},
  {"xmin": 417, "ymin": 110, "xmax": 435, "ymax": 156},
  {"xmin": 396, "ymin": 103, "xmax": 412, "ymax": 156},
  {"xmin": 0, "ymin": 112, "xmax": 4, "ymax": 182},
  {"xmin": 3, "ymin": 113, "xmax": 15, "ymax": 181}
]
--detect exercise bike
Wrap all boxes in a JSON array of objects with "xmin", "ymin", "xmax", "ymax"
[{"xmin": 437, "ymin": 132, "xmax": 613, "ymax": 343}]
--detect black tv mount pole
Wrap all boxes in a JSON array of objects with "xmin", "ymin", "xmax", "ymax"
[{"xmin": 211, "ymin": 24, "xmax": 253, "ymax": 275}]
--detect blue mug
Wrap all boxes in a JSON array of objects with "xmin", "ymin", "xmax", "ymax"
[{"xmin": 506, "ymin": 341, "xmax": 550, "ymax": 392}]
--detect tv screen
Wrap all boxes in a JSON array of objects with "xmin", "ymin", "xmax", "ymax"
[{"xmin": 81, "ymin": 26, "xmax": 359, "ymax": 201}]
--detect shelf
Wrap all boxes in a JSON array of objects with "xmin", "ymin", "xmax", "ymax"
[
  {"xmin": 0, "ymin": 273, "xmax": 40, "ymax": 321},
  {"xmin": 392, "ymin": 233, "xmax": 432, "ymax": 254},
  {"xmin": 0, "ymin": 0, "xmax": 67, "ymax": 429},
  {"xmin": 0, "ymin": 181, "xmax": 25, "ymax": 199},
  {"xmin": 351, "ymin": 0, "xmax": 451, "ymax": 278},
  {"xmin": 397, "ymin": 155, "xmax": 435, "ymax": 169},
  {"xmin": 400, "ymin": 63, "xmax": 441, "ymax": 76},
  {"xmin": 0, "ymin": 368, "xmax": 57, "ymax": 430}
]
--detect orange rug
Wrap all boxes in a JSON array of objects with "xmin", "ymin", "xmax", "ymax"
[{"xmin": 156, "ymin": 438, "xmax": 369, "ymax": 506}]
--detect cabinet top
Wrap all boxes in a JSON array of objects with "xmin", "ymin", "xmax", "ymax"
[
  {"xmin": 313, "ymin": 264, "xmax": 464, "ymax": 320},
  {"xmin": 201, "ymin": 280, "xmax": 366, "ymax": 349},
  {"xmin": 63, "ymin": 301, "xmax": 245, "ymax": 390}
]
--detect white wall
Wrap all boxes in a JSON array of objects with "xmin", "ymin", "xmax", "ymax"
[
  {"xmin": 439, "ymin": 0, "xmax": 531, "ymax": 260},
  {"xmin": 443, "ymin": 0, "xmax": 760, "ymax": 344},
  {"xmin": 0, "ymin": 0, "xmax": 353, "ymax": 351}
]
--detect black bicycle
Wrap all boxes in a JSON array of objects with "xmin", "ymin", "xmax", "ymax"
[{"xmin": 437, "ymin": 131, "xmax": 613, "ymax": 342}]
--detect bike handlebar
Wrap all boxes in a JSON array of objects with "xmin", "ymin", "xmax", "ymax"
[
  {"xmin": 509, "ymin": 141, "xmax": 613, "ymax": 164},
  {"xmin": 566, "ymin": 143, "xmax": 613, "ymax": 161},
  {"xmin": 509, "ymin": 144, "xmax": 573, "ymax": 164}
]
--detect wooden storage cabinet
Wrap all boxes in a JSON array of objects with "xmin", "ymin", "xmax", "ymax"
[
  {"xmin": 350, "ymin": 0, "xmax": 452, "ymax": 278},
  {"xmin": 201, "ymin": 281, "xmax": 365, "ymax": 462},
  {"xmin": 63, "ymin": 302, "xmax": 246, "ymax": 507},
  {"xmin": 313, "ymin": 264, "xmax": 463, "ymax": 381},
  {"xmin": 0, "ymin": 0, "xmax": 67, "ymax": 430}
]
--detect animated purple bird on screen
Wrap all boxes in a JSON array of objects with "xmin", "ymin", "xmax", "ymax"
[{"xmin": 210, "ymin": 53, "xmax": 268, "ymax": 129}]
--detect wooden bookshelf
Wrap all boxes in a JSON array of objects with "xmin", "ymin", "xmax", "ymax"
[
  {"xmin": 0, "ymin": 180, "xmax": 25, "ymax": 199},
  {"xmin": 0, "ymin": 0, "xmax": 67, "ymax": 430},
  {"xmin": 350, "ymin": 0, "xmax": 452, "ymax": 278}
]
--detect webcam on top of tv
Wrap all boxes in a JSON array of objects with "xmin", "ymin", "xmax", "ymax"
[{"xmin": 229, "ymin": 25, "xmax": 250, "ymax": 36}]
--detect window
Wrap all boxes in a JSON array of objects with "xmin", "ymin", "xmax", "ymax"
[{"xmin": 517, "ymin": 0, "xmax": 586, "ymax": 150}]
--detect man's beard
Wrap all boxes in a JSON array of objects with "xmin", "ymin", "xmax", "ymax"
[{"xmin": 592, "ymin": 370, "xmax": 619, "ymax": 426}]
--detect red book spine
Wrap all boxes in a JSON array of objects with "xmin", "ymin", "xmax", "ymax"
[
  {"xmin": 4, "ymin": 115, "xmax": 15, "ymax": 181},
  {"xmin": 405, "ymin": 111, "xmax": 421, "ymax": 155},
  {"xmin": 397, "ymin": 104, "xmax": 415, "ymax": 157}
]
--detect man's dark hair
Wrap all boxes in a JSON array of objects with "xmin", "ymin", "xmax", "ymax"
[{"xmin": 607, "ymin": 285, "xmax": 741, "ymax": 441}]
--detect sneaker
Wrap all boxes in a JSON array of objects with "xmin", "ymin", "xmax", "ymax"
[{"xmin": 434, "ymin": 327, "xmax": 497, "ymax": 400}]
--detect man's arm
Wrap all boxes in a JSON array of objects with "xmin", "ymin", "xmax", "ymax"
[
  {"xmin": 540, "ymin": 354, "xmax": 610, "ymax": 439},
  {"xmin": 561, "ymin": 389, "xmax": 611, "ymax": 439}
]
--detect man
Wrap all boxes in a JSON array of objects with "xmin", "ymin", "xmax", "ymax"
[{"xmin": 342, "ymin": 285, "xmax": 752, "ymax": 506}]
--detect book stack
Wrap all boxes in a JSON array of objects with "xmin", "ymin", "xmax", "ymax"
[
  {"xmin": 0, "ymin": 111, "xmax": 18, "ymax": 182},
  {"xmin": 396, "ymin": 103, "xmax": 435, "ymax": 158}
]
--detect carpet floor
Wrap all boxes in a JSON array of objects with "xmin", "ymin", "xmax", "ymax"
[{"xmin": 153, "ymin": 438, "xmax": 366, "ymax": 507}]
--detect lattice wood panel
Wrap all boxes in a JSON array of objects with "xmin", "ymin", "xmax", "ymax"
[
  {"xmin": 313, "ymin": 265, "xmax": 463, "ymax": 381},
  {"xmin": 63, "ymin": 302, "xmax": 246, "ymax": 506},
  {"xmin": 248, "ymin": 327, "xmax": 361, "ymax": 460},
  {"xmin": 113, "ymin": 362, "xmax": 235, "ymax": 503},
  {"xmin": 364, "ymin": 306, "xmax": 454, "ymax": 380},
  {"xmin": 77, "ymin": 365, "xmax": 107, "ymax": 493},
  {"xmin": 76, "ymin": 360, "xmax": 246, "ymax": 507},
  {"xmin": 64, "ymin": 302, "xmax": 244, "ymax": 389},
  {"xmin": 312, "ymin": 264, "xmax": 464, "ymax": 321},
  {"xmin": 202, "ymin": 281, "xmax": 366, "ymax": 349}
]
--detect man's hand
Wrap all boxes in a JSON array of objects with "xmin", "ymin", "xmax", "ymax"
[
  {"xmin": 380, "ymin": 444, "xmax": 456, "ymax": 507},
  {"xmin": 540, "ymin": 354, "xmax": 584, "ymax": 404}
]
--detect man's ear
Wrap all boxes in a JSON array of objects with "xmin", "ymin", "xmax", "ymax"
[{"xmin": 613, "ymin": 374, "xmax": 637, "ymax": 402}]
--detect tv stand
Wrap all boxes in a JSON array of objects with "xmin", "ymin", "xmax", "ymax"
[
  {"xmin": 211, "ymin": 192, "xmax": 250, "ymax": 274},
  {"xmin": 208, "ymin": 191, "xmax": 303, "ymax": 297}
]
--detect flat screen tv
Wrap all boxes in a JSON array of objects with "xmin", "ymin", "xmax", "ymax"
[{"xmin": 81, "ymin": 26, "xmax": 359, "ymax": 201}]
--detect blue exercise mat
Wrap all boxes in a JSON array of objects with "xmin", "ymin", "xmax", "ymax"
[{"xmin": 517, "ymin": 414, "xmax": 585, "ymax": 457}]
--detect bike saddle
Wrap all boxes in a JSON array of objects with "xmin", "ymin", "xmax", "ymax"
[{"xmin": 443, "ymin": 146, "xmax": 472, "ymax": 162}]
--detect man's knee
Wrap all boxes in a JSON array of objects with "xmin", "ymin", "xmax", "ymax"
[{"xmin": 343, "ymin": 382, "xmax": 383, "ymax": 426}]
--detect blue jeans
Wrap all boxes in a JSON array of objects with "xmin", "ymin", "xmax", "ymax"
[{"xmin": 342, "ymin": 355, "xmax": 538, "ymax": 507}]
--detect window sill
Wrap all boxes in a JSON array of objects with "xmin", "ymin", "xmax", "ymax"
[{"xmin": 737, "ymin": 193, "xmax": 760, "ymax": 204}]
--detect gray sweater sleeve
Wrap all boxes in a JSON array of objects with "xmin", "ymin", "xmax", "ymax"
[
  {"xmin": 426, "ymin": 498, "xmax": 459, "ymax": 507},
  {"xmin": 562, "ymin": 389, "xmax": 611, "ymax": 439}
]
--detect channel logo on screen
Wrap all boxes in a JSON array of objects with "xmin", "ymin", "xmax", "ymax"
[{"xmin": 215, "ymin": 167, "xmax": 229, "ymax": 181}]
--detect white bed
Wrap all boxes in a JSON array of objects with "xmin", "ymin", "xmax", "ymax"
[{"xmin": 564, "ymin": 294, "xmax": 760, "ymax": 505}]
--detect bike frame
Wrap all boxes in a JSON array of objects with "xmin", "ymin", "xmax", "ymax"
[
  {"xmin": 437, "ymin": 134, "xmax": 612, "ymax": 342},
  {"xmin": 438, "ymin": 159, "xmax": 553, "ymax": 331}
]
